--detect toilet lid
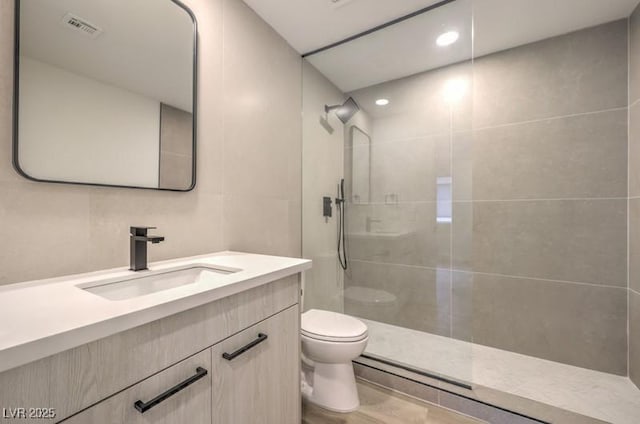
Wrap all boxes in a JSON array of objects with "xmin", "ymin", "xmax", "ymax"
[{"xmin": 301, "ymin": 309, "xmax": 368, "ymax": 342}]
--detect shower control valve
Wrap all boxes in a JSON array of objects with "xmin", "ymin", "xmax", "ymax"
[{"xmin": 323, "ymin": 196, "xmax": 333, "ymax": 218}]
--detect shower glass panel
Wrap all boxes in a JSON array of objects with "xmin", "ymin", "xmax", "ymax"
[
  {"xmin": 303, "ymin": 0, "xmax": 640, "ymax": 422},
  {"xmin": 302, "ymin": 0, "xmax": 474, "ymax": 388}
]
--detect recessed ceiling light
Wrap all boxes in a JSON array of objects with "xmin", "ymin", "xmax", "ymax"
[
  {"xmin": 436, "ymin": 31, "xmax": 459, "ymax": 47},
  {"xmin": 375, "ymin": 98, "xmax": 389, "ymax": 106}
]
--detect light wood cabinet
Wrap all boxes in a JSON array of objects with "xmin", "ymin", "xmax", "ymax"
[
  {"xmin": 60, "ymin": 306, "xmax": 300, "ymax": 424},
  {"xmin": 0, "ymin": 277, "xmax": 299, "ymax": 423},
  {"xmin": 211, "ymin": 305, "xmax": 300, "ymax": 424}
]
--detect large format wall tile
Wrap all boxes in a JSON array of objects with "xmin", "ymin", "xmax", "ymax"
[
  {"xmin": 631, "ymin": 4, "xmax": 640, "ymax": 104},
  {"xmin": 452, "ymin": 199, "xmax": 627, "ymax": 286},
  {"xmin": 347, "ymin": 203, "xmax": 450, "ymax": 269},
  {"xmin": 473, "ymin": 20, "xmax": 628, "ymax": 128},
  {"xmin": 370, "ymin": 135, "xmax": 450, "ymax": 203},
  {"xmin": 302, "ymin": 254, "xmax": 343, "ymax": 313},
  {"xmin": 452, "ymin": 272, "xmax": 628, "ymax": 374},
  {"xmin": 630, "ymin": 199, "xmax": 640, "ymax": 293},
  {"xmin": 627, "ymin": 33, "xmax": 638, "ymax": 389},
  {"xmin": 350, "ymin": 61, "xmax": 473, "ymax": 139},
  {"xmin": 630, "ymin": 104, "xmax": 640, "ymax": 197},
  {"xmin": 453, "ymin": 110, "xmax": 628, "ymax": 200},
  {"xmin": 88, "ymin": 189, "xmax": 224, "ymax": 271},
  {"xmin": 345, "ymin": 260, "xmax": 452, "ymax": 337},
  {"xmin": 221, "ymin": 0, "xmax": 302, "ymax": 257},
  {"xmin": 224, "ymin": 194, "xmax": 298, "ymax": 257},
  {"xmin": 222, "ymin": 0, "xmax": 301, "ymax": 201},
  {"xmin": 631, "ymin": 290, "xmax": 640, "ymax": 387},
  {"xmin": 0, "ymin": 182, "xmax": 91, "ymax": 284}
]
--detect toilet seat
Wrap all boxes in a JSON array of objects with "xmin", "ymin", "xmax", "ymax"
[{"xmin": 301, "ymin": 309, "xmax": 368, "ymax": 343}]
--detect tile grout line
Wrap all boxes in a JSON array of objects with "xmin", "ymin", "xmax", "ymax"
[
  {"xmin": 345, "ymin": 107, "xmax": 640, "ymax": 150},
  {"xmin": 452, "ymin": 269, "xmax": 628, "ymax": 290},
  {"xmin": 448, "ymin": 102, "xmax": 454, "ymax": 340},
  {"xmin": 349, "ymin": 197, "xmax": 627, "ymax": 206},
  {"xmin": 343, "ymin": 107, "xmax": 634, "ymax": 150},
  {"xmin": 341, "ymin": 131, "xmax": 454, "ymax": 147},
  {"xmin": 627, "ymin": 14, "xmax": 631, "ymax": 379},
  {"xmin": 342, "ymin": 107, "xmax": 631, "ymax": 150},
  {"xmin": 348, "ymin": 258, "xmax": 628, "ymax": 290},
  {"xmin": 452, "ymin": 197, "xmax": 627, "ymax": 203},
  {"xmin": 469, "ymin": 106, "xmax": 629, "ymax": 133}
]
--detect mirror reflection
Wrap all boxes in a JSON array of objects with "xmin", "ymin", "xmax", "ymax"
[{"xmin": 15, "ymin": 0, "xmax": 196, "ymax": 190}]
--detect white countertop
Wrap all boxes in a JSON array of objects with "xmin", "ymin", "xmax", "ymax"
[{"xmin": 0, "ymin": 251, "xmax": 311, "ymax": 374}]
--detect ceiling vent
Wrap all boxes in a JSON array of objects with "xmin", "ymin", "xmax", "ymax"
[
  {"xmin": 61, "ymin": 13, "xmax": 103, "ymax": 39},
  {"xmin": 329, "ymin": 0, "xmax": 356, "ymax": 10}
]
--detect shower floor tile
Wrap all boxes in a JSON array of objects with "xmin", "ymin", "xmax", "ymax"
[{"xmin": 361, "ymin": 319, "xmax": 640, "ymax": 424}]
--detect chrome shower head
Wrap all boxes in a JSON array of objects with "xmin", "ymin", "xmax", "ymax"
[{"xmin": 324, "ymin": 97, "xmax": 360, "ymax": 124}]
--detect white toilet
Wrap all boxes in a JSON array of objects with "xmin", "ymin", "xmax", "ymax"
[{"xmin": 300, "ymin": 309, "xmax": 368, "ymax": 413}]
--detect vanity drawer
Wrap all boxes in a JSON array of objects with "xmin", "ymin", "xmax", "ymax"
[
  {"xmin": 62, "ymin": 350, "xmax": 211, "ymax": 424},
  {"xmin": 211, "ymin": 304, "xmax": 300, "ymax": 424}
]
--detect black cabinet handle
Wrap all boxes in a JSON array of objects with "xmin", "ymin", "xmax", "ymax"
[
  {"xmin": 134, "ymin": 367, "xmax": 208, "ymax": 414},
  {"xmin": 222, "ymin": 333, "xmax": 268, "ymax": 361}
]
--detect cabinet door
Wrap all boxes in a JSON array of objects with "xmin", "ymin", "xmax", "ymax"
[
  {"xmin": 211, "ymin": 305, "xmax": 300, "ymax": 424},
  {"xmin": 62, "ymin": 350, "xmax": 211, "ymax": 424}
]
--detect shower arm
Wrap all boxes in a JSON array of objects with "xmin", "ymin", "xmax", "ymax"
[{"xmin": 324, "ymin": 104, "xmax": 341, "ymax": 113}]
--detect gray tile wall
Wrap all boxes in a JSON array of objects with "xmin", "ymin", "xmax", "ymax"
[
  {"xmin": 631, "ymin": 290, "xmax": 640, "ymax": 386},
  {"xmin": 629, "ymin": 3, "xmax": 640, "ymax": 389},
  {"xmin": 0, "ymin": 0, "xmax": 301, "ymax": 285},
  {"xmin": 345, "ymin": 20, "xmax": 629, "ymax": 374}
]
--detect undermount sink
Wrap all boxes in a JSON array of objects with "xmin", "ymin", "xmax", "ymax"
[{"xmin": 79, "ymin": 265, "xmax": 239, "ymax": 301}]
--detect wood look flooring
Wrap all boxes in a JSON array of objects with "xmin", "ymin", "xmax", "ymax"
[{"xmin": 302, "ymin": 380, "xmax": 485, "ymax": 424}]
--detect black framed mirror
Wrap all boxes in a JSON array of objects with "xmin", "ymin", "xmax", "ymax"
[{"xmin": 13, "ymin": 0, "xmax": 197, "ymax": 191}]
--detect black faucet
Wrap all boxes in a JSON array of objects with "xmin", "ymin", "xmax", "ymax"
[{"xmin": 130, "ymin": 226, "xmax": 165, "ymax": 271}]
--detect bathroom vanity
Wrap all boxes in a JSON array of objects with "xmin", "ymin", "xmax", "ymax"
[{"xmin": 0, "ymin": 252, "xmax": 310, "ymax": 423}]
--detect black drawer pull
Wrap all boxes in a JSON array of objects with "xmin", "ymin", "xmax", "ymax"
[
  {"xmin": 134, "ymin": 367, "xmax": 208, "ymax": 413},
  {"xmin": 222, "ymin": 333, "xmax": 268, "ymax": 361}
]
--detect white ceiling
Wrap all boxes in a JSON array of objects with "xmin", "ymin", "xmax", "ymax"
[
  {"xmin": 244, "ymin": 0, "xmax": 640, "ymax": 92},
  {"xmin": 243, "ymin": 0, "xmax": 446, "ymax": 54},
  {"xmin": 20, "ymin": 0, "xmax": 194, "ymax": 111},
  {"xmin": 305, "ymin": 0, "xmax": 472, "ymax": 92}
]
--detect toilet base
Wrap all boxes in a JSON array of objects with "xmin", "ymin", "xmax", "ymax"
[{"xmin": 302, "ymin": 362, "xmax": 360, "ymax": 413}]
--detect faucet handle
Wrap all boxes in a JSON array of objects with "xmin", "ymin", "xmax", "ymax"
[{"xmin": 130, "ymin": 226, "xmax": 157, "ymax": 236}]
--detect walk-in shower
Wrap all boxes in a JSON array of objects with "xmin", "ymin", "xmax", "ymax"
[{"xmin": 302, "ymin": 0, "xmax": 640, "ymax": 423}]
